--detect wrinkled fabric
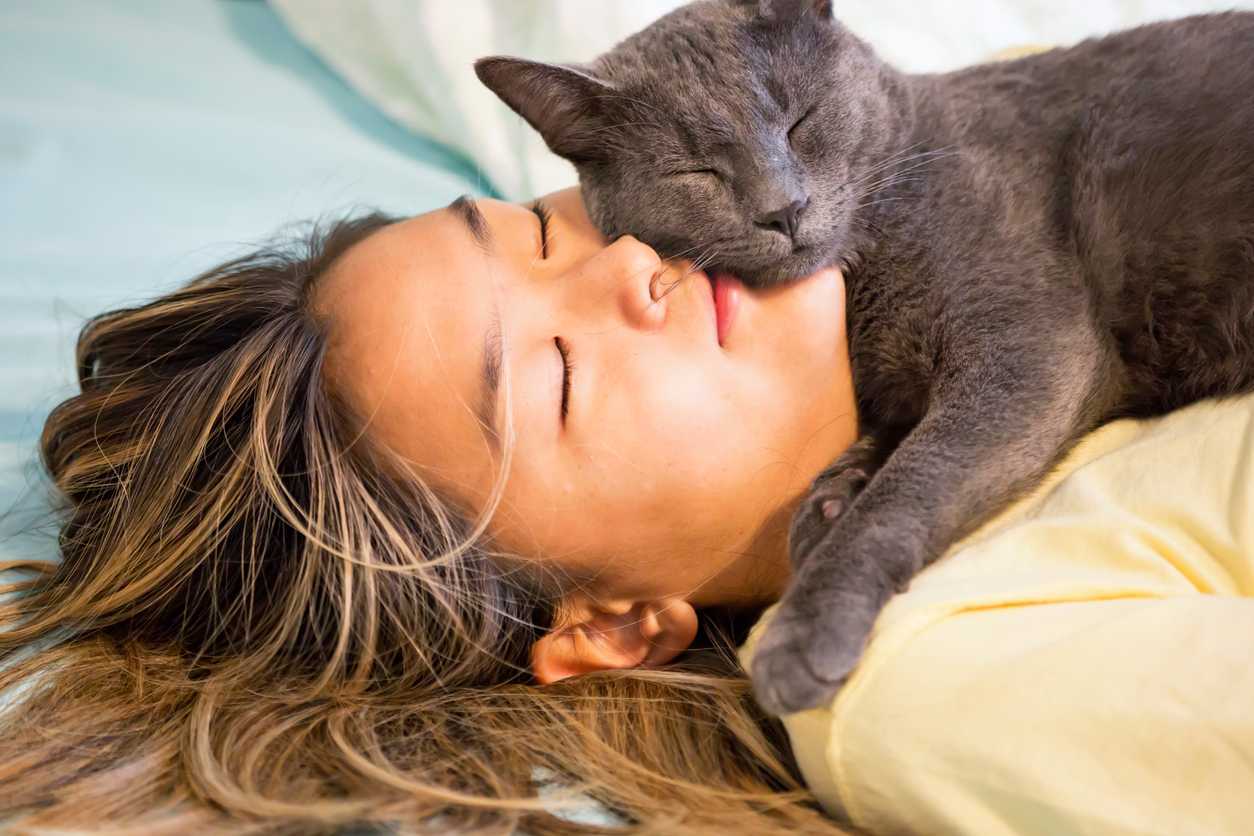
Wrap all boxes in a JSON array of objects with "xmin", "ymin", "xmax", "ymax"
[
  {"xmin": 742, "ymin": 393, "xmax": 1254, "ymax": 835},
  {"xmin": 270, "ymin": 0, "xmax": 1250, "ymax": 201}
]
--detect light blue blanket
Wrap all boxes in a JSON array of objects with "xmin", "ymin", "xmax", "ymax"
[{"xmin": 0, "ymin": 0, "xmax": 492, "ymax": 558}]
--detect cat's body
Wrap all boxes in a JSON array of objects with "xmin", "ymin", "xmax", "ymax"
[
  {"xmin": 851, "ymin": 17, "xmax": 1254, "ymax": 425},
  {"xmin": 477, "ymin": 1, "xmax": 1254, "ymax": 715}
]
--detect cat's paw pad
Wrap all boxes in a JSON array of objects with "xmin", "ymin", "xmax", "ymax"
[
  {"xmin": 814, "ymin": 465, "xmax": 870, "ymax": 520},
  {"xmin": 749, "ymin": 598, "xmax": 876, "ymax": 716},
  {"xmin": 789, "ymin": 465, "xmax": 870, "ymax": 568}
]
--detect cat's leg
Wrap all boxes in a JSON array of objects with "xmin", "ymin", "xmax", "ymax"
[{"xmin": 751, "ymin": 324, "xmax": 1112, "ymax": 716}]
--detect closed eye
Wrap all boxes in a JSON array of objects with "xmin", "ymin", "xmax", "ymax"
[
  {"xmin": 674, "ymin": 168, "xmax": 723, "ymax": 180},
  {"xmin": 531, "ymin": 199, "xmax": 553, "ymax": 258},
  {"xmin": 555, "ymin": 336, "xmax": 574, "ymax": 424}
]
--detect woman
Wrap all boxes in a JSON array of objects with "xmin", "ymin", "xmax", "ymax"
[
  {"xmin": 0, "ymin": 186, "xmax": 858, "ymax": 834},
  {"xmin": 6, "ymin": 181, "xmax": 1254, "ymax": 836}
]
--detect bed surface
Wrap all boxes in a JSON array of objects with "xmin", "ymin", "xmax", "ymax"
[
  {"xmin": 0, "ymin": 0, "xmax": 487, "ymax": 555},
  {"xmin": 3, "ymin": 1, "xmax": 1251, "ymax": 831}
]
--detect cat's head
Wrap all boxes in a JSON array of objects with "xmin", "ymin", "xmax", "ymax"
[{"xmin": 476, "ymin": 0, "xmax": 895, "ymax": 286}]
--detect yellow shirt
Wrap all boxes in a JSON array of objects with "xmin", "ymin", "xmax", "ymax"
[{"xmin": 741, "ymin": 393, "xmax": 1254, "ymax": 835}]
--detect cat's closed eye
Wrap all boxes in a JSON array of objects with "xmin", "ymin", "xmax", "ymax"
[
  {"xmin": 673, "ymin": 168, "xmax": 724, "ymax": 181},
  {"xmin": 788, "ymin": 106, "xmax": 816, "ymax": 143}
]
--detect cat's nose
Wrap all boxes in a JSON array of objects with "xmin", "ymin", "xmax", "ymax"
[{"xmin": 755, "ymin": 197, "xmax": 809, "ymax": 241}]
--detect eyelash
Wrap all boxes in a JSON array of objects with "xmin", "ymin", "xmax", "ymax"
[
  {"xmin": 531, "ymin": 200, "xmax": 553, "ymax": 258},
  {"xmin": 555, "ymin": 336, "xmax": 574, "ymax": 423},
  {"xmin": 534, "ymin": 200, "xmax": 569, "ymax": 422}
]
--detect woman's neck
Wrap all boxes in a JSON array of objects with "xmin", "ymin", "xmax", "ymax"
[{"xmin": 691, "ymin": 496, "xmax": 796, "ymax": 609}]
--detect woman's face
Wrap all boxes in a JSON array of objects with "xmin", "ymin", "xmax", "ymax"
[{"xmin": 318, "ymin": 187, "xmax": 856, "ymax": 609}]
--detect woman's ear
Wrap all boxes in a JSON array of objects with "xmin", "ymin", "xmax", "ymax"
[{"xmin": 531, "ymin": 597, "xmax": 699, "ymax": 685}]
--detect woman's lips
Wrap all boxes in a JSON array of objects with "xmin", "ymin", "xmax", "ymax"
[{"xmin": 711, "ymin": 272, "xmax": 742, "ymax": 347}]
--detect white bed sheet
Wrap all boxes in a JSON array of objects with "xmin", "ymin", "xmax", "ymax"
[{"xmin": 272, "ymin": 0, "xmax": 1254, "ymax": 202}]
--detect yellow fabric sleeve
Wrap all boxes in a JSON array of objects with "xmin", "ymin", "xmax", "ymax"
[{"xmin": 741, "ymin": 393, "xmax": 1254, "ymax": 835}]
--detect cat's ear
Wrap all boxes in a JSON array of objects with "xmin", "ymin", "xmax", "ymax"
[
  {"xmin": 753, "ymin": 0, "xmax": 834, "ymax": 21},
  {"xmin": 475, "ymin": 57, "xmax": 616, "ymax": 163}
]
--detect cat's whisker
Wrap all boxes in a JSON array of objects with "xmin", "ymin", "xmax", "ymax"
[
  {"xmin": 838, "ymin": 143, "xmax": 935, "ymax": 189},
  {"xmin": 851, "ymin": 175, "xmax": 931, "ymax": 201},
  {"xmin": 855, "ymin": 196, "xmax": 919, "ymax": 210},
  {"xmin": 842, "ymin": 140, "xmax": 931, "ymax": 183},
  {"xmin": 849, "ymin": 156, "xmax": 956, "ymax": 198},
  {"xmin": 691, "ymin": 250, "xmax": 720, "ymax": 278},
  {"xmin": 853, "ymin": 170, "xmax": 933, "ymax": 192},
  {"xmin": 842, "ymin": 146, "xmax": 959, "ymax": 193},
  {"xmin": 654, "ymin": 246, "xmax": 721, "ymax": 300},
  {"xmin": 684, "ymin": 246, "xmax": 719, "ymax": 277},
  {"xmin": 846, "ymin": 152, "xmax": 956, "ymax": 193},
  {"xmin": 656, "ymin": 243, "xmax": 712, "ymax": 286},
  {"xmin": 663, "ymin": 242, "xmax": 708, "ymax": 262}
]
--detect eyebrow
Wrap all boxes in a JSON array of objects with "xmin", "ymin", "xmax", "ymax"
[
  {"xmin": 477, "ymin": 301, "xmax": 504, "ymax": 454},
  {"xmin": 450, "ymin": 194, "xmax": 492, "ymax": 251},
  {"xmin": 445, "ymin": 195, "xmax": 505, "ymax": 452}
]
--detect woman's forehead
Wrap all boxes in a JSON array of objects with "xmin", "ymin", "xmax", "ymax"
[{"xmin": 316, "ymin": 206, "xmax": 503, "ymax": 514}]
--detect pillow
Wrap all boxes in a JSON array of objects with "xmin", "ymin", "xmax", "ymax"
[{"xmin": 270, "ymin": 0, "xmax": 1254, "ymax": 201}]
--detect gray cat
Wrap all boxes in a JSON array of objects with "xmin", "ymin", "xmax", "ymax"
[{"xmin": 476, "ymin": 0, "xmax": 1254, "ymax": 715}]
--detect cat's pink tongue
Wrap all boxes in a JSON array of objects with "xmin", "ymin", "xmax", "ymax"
[{"xmin": 712, "ymin": 272, "xmax": 744, "ymax": 347}]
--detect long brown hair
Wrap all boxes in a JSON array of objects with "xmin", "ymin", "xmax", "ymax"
[{"xmin": 0, "ymin": 212, "xmax": 847, "ymax": 834}]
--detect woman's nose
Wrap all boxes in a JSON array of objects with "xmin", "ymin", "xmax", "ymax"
[{"xmin": 598, "ymin": 235, "xmax": 667, "ymax": 332}]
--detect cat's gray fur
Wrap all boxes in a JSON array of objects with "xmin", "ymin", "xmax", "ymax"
[{"xmin": 476, "ymin": 0, "xmax": 1254, "ymax": 715}]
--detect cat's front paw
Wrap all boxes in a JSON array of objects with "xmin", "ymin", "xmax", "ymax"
[
  {"xmin": 790, "ymin": 465, "xmax": 871, "ymax": 566},
  {"xmin": 749, "ymin": 588, "xmax": 881, "ymax": 716},
  {"xmin": 789, "ymin": 438, "xmax": 882, "ymax": 567}
]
